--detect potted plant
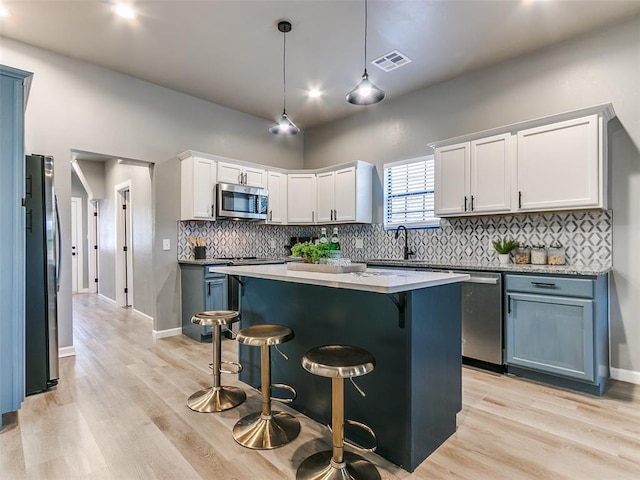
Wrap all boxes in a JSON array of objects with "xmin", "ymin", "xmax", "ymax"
[
  {"xmin": 291, "ymin": 241, "xmax": 331, "ymax": 264},
  {"xmin": 492, "ymin": 238, "xmax": 519, "ymax": 265}
]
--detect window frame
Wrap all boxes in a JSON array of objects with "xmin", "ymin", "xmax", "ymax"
[{"xmin": 383, "ymin": 154, "xmax": 440, "ymax": 231}]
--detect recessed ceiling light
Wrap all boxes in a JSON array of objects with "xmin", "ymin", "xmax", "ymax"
[
  {"xmin": 307, "ymin": 89, "xmax": 323, "ymax": 99},
  {"xmin": 114, "ymin": 4, "xmax": 136, "ymax": 19},
  {"xmin": 0, "ymin": 5, "xmax": 11, "ymax": 17}
]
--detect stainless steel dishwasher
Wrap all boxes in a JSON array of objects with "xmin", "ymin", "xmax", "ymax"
[{"xmin": 434, "ymin": 269, "xmax": 503, "ymax": 366}]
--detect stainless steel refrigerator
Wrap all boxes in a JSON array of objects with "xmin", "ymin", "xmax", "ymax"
[{"xmin": 25, "ymin": 154, "xmax": 60, "ymax": 395}]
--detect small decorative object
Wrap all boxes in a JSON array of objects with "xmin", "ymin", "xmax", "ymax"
[
  {"xmin": 514, "ymin": 244, "xmax": 531, "ymax": 265},
  {"xmin": 531, "ymin": 244, "xmax": 547, "ymax": 265},
  {"xmin": 291, "ymin": 241, "xmax": 331, "ymax": 264},
  {"xmin": 547, "ymin": 241, "xmax": 566, "ymax": 265},
  {"xmin": 189, "ymin": 235, "xmax": 207, "ymax": 259},
  {"xmin": 492, "ymin": 238, "xmax": 519, "ymax": 265}
]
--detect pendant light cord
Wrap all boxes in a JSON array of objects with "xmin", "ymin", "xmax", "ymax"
[
  {"xmin": 364, "ymin": 0, "xmax": 368, "ymax": 73},
  {"xmin": 282, "ymin": 28, "xmax": 287, "ymax": 112}
]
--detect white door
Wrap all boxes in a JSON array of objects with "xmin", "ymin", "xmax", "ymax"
[
  {"xmin": 316, "ymin": 171, "xmax": 335, "ymax": 223},
  {"xmin": 470, "ymin": 133, "xmax": 511, "ymax": 214},
  {"xmin": 435, "ymin": 142, "xmax": 469, "ymax": 216},
  {"xmin": 115, "ymin": 182, "xmax": 134, "ymax": 308},
  {"xmin": 287, "ymin": 174, "xmax": 317, "ymax": 224},
  {"xmin": 71, "ymin": 197, "xmax": 83, "ymax": 293},
  {"xmin": 267, "ymin": 171, "xmax": 287, "ymax": 224},
  {"xmin": 334, "ymin": 167, "xmax": 356, "ymax": 222},
  {"xmin": 517, "ymin": 115, "xmax": 600, "ymax": 211}
]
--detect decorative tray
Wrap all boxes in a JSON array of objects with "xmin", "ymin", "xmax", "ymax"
[{"xmin": 286, "ymin": 262, "xmax": 367, "ymax": 274}]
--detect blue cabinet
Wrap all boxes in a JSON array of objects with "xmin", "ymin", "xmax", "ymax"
[
  {"xmin": 180, "ymin": 264, "xmax": 228, "ymax": 342},
  {"xmin": 505, "ymin": 273, "xmax": 608, "ymax": 395}
]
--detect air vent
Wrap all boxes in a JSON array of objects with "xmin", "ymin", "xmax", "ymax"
[{"xmin": 371, "ymin": 50, "xmax": 412, "ymax": 72}]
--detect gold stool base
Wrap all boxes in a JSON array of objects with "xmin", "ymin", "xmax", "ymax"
[
  {"xmin": 296, "ymin": 451, "xmax": 381, "ymax": 480},
  {"xmin": 187, "ymin": 386, "xmax": 246, "ymax": 413},
  {"xmin": 233, "ymin": 411, "xmax": 301, "ymax": 449}
]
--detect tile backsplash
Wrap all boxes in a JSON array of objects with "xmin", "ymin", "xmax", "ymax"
[{"xmin": 178, "ymin": 210, "xmax": 612, "ymax": 267}]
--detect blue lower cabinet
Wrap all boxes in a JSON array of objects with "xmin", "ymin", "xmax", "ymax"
[{"xmin": 505, "ymin": 274, "xmax": 608, "ymax": 395}]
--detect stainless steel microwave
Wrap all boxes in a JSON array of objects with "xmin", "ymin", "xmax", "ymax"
[{"xmin": 216, "ymin": 183, "xmax": 268, "ymax": 220}]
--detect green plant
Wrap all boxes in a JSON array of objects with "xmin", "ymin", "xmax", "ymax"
[
  {"xmin": 492, "ymin": 238, "xmax": 519, "ymax": 254},
  {"xmin": 291, "ymin": 241, "xmax": 331, "ymax": 263}
]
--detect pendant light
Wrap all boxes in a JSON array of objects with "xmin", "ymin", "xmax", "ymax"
[
  {"xmin": 270, "ymin": 20, "xmax": 300, "ymax": 135},
  {"xmin": 346, "ymin": 0, "xmax": 385, "ymax": 105}
]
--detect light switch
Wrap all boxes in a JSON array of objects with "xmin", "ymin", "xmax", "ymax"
[
  {"xmin": 355, "ymin": 238, "xmax": 364, "ymax": 249},
  {"xmin": 162, "ymin": 239, "xmax": 171, "ymax": 251}
]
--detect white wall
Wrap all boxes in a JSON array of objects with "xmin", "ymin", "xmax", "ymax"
[
  {"xmin": 305, "ymin": 16, "xmax": 640, "ymax": 378},
  {"xmin": 1, "ymin": 38, "xmax": 304, "ymax": 349}
]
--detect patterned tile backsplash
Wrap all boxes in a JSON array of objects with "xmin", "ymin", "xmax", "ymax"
[{"xmin": 178, "ymin": 210, "xmax": 612, "ymax": 267}]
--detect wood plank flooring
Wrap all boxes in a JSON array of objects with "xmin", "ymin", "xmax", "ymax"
[{"xmin": 1, "ymin": 293, "xmax": 639, "ymax": 479}]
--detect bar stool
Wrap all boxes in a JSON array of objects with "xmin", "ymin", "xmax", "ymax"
[
  {"xmin": 187, "ymin": 310, "xmax": 246, "ymax": 413},
  {"xmin": 232, "ymin": 324, "xmax": 300, "ymax": 449},
  {"xmin": 297, "ymin": 345, "xmax": 380, "ymax": 480}
]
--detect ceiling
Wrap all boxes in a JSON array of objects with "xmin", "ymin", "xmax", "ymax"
[{"xmin": 2, "ymin": 1, "xmax": 640, "ymax": 130}]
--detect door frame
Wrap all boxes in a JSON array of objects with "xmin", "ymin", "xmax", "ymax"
[
  {"xmin": 114, "ymin": 180, "xmax": 133, "ymax": 308},
  {"xmin": 88, "ymin": 200, "xmax": 98, "ymax": 294}
]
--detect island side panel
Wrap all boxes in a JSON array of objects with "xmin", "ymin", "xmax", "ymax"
[
  {"xmin": 407, "ymin": 283, "xmax": 462, "ymax": 470},
  {"xmin": 236, "ymin": 276, "xmax": 462, "ymax": 471}
]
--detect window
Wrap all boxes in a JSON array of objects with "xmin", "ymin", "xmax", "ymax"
[{"xmin": 383, "ymin": 155, "xmax": 440, "ymax": 230}]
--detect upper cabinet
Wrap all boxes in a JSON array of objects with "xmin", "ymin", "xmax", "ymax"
[
  {"xmin": 431, "ymin": 104, "xmax": 613, "ymax": 217},
  {"xmin": 266, "ymin": 171, "xmax": 287, "ymax": 224},
  {"xmin": 218, "ymin": 161, "xmax": 267, "ymax": 188},
  {"xmin": 435, "ymin": 134, "xmax": 511, "ymax": 216},
  {"xmin": 516, "ymin": 115, "xmax": 601, "ymax": 211},
  {"xmin": 287, "ymin": 173, "xmax": 317, "ymax": 224},
  {"xmin": 317, "ymin": 162, "xmax": 373, "ymax": 223},
  {"xmin": 180, "ymin": 153, "xmax": 217, "ymax": 221}
]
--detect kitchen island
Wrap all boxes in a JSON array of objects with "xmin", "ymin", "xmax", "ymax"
[{"xmin": 208, "ymin": 264, "xmax": 469, "ymax": 472}]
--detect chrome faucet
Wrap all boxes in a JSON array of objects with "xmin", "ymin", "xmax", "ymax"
[{"xmin": 394, "ymin": 225, "xmax": 414, "ymax": 260}]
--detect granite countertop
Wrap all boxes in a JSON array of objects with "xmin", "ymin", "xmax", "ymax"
[
  {"xmin": 363, "ymin": 259, "xmax": 611, "ymax": 276},
  {"xmin": 207, "ymin": 264, "xmax": 470, "ymax": 294},
  {"xmin": 178, "ymin": 257, "xmax": 290, "ymax": 266}
]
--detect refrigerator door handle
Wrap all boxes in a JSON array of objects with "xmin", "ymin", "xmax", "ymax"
[{"xmin": 55, "ymin": 194, "xmax": 62, "ymax": 292}]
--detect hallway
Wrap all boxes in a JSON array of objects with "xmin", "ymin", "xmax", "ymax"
[{"xmin": 1, "ymin": 294, "xmax": 639, "ymax": 479}]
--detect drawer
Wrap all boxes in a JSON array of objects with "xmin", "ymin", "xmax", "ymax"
[{"xmin": 505, "ymin": 274, "xmax": 593, "ymax": 298}]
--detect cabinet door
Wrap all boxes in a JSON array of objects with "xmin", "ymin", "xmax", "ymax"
[
  {"xmin": 506, "ymin": 292, "xmax": 594, "ymax": 382},
  {"xmin": 217, "ymin": 161, "xmax": 244, "ymax": 185},
  {"xmin": 266, "ymin": 171, "xmax": 287, "ymax": 224},
  {"xmin": 316, "ymin": 171, "xmax": 335, "ymax": 223},
  {"xmin": 181, "ymin": 157, "xmax": 216, "ymax": 220},
  {"xmin": 243, "ymin": 166, "xmax": 267, "ymax": 188},
  {"xmin": 517, "ymin": 115, "xmax": 600, "ymax": 211},
  {"xmin": 205, "ymin": 277, "xmax": 228, "ymax": 311},
  {"xmin": 334, "ymin": 167, "xmax": 357, "ymax": 222},
  {"xmin": 470, "ymin": 133, "xmax": 511, "ymax": 213},
  {"xmin": 435, "ymin": 142, "xmax": 469, "ymax": 216},
  {"xmin": 287, "ymin": 173, "xmax": 317, "ymax": 223}
]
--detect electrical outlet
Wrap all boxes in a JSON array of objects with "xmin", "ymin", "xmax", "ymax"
[
  {"xmin": 355, "ymin": 238, "xmax": 364, "ymax": 249},
  {"xmin": 162, "ymin": 239, "xmax": 171, "ymax": 251},
  {"xmin": 269, "ymin": 239, "xmax": 277, "ymax": 249}
]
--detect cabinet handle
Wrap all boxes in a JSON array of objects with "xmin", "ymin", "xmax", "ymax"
[
  {"xmin": 508, "ymin": 297, "xmax": 511, "ymax": 314},
  {"xmin": 464, "ymin": 196, "xmax": 468, "ymax": 212},
  {"xmin": 208, "ymin": 283, "xmax": 211, "ymax": 296},
  {"xmin": 330, "ymin": 209, "xmax": 334, "ymax": 221},
  {"xmin": 334, "ymin": 209, "xmax": 337, "ymax": 220},
  {"xmin": 269, "ymin": 210, "xmax": 273, "ymax": 221},
  {"xmin": 518, "ymin": 191, "xmax": 522, "ymax": 208},
  {"xmin": 531, "ymin": 282, "xmax": 557, "ymax": 289},
  {"xmin": 470, "ymin": 195, "xmax": 474, "ymax": 211},
  {"xmin": 211, "ymin": 204, "xmax": 214, "ymax": 217},
  {"xmin": 312, "ymin": 211, "xmax": 315, "ymax": 223},
  {"xmin": 244, "ymin": 172, "xmax": 248, "ymax": 184}
]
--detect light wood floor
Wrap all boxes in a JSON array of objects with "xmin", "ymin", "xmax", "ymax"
[{"xmin": 1, "ymin": 294, "xmax": 639, "ymax": 479}]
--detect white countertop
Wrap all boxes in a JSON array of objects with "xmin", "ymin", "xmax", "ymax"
[{"xmin": 207, "ymin": 264, "xmax": 470, "ymax": 294}]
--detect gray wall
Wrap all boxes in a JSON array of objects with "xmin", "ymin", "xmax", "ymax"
[
  {"xmin": 2, "ymin": 38, "xmax": 304, "ymax": 348},
  {"xmin": 305, "ymin": 16, "xmax": 640, "ymax": 376}
]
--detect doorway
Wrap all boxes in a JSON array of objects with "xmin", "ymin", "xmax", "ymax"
[{"xmin": 115, "ymin": 181, "xmax": 133, "ymax": 308}]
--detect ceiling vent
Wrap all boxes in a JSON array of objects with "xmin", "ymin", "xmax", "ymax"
[{"xmin": 371, "ymin": 50, "xmax": 412, "ymax": 72}]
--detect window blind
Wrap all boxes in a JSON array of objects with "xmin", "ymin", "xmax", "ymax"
[{"xmin": 383, "ymin": 155, "xmax": 440, "ymax": 230}]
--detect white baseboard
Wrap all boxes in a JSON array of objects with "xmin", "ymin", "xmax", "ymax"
[
  {"xmin": 98, "ymin": 293, "xmax": 116, "ymax": 305},
  {"xmin": 610, "ymin": 367, "xmax": 640, "ymax": 385},
  {"xmin": 59, "ymin": 346, "xmax": 76, "ymax": 358},
  {"xmin": 152, "ymin": 327, "xmax": 182, "ymax": 339},
  {"xmin": 134, "ymin": 309, "xmax": 154, "ymax": 322}
]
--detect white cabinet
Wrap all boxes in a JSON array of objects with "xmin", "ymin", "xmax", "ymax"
[
  {"xmin": 315, "ymin": 163, "xmax": 373, "ymax": 224},
  {"xmin": 287, "ymin": 173, "xmax": 317, "ymax": 224},
  {"xmin": 516, "ymin": 115, "xmax": 602, "ymax": 211},
  {"xmin": 435, "ymin": 133, "xmax": 511, "ymax": 216},
  {"xmin": 180, "ymin": 155, "xmax": 217, "ymax": 220},
  {"xmin": 218, "ymin": 161, "xmax": 267, "ymax": 188},
  {"xmin": 266, "ymin": 171, "xmax": 287, "ymax": 224}
]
